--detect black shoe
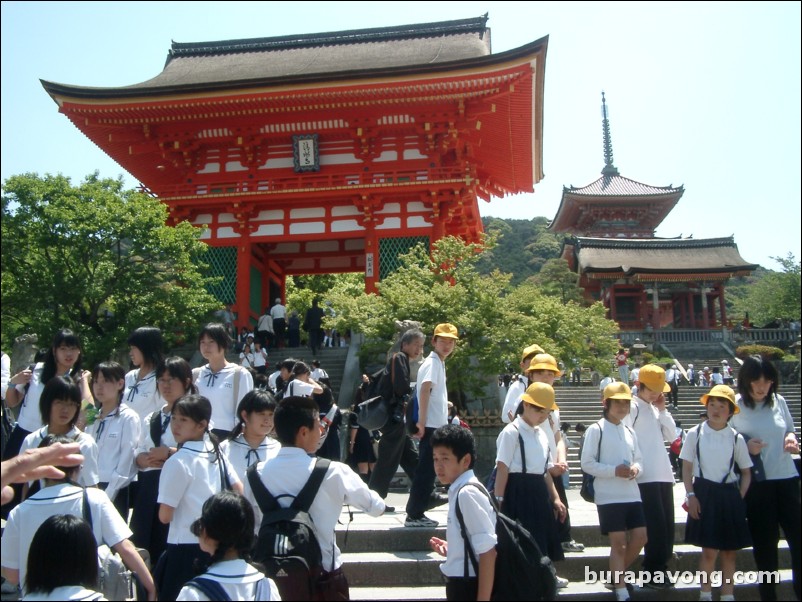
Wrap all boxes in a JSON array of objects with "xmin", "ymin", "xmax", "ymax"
[
  {"xmin": 384, "ymin": 505, "xmax": 395, "ymax": 513},
  {"xmin": 425, "ymin": 493, "xmax": 449, "ymax": 510}
]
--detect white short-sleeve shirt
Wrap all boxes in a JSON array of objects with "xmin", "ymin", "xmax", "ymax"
[
  {"xmin": 2, "ymin": 483, "xmax": 131, "ymax": 593},
  {"xmin": 623, "ymin": 397, "xmax": 676, "ymax": 483},
  {"xmin": 416, "ymin": 352, "xmax": 448, "ymax": 428},
  {"xmin": 135, "ymin": 406, "xmax": 178, "ymax": 473},
  {"xmin": 193, "ymin": 364, "xmax": 254, "ymax": 432},
  {"xmin": 680, "ymin": 423, "xmax": 752, "ymax": 484},
  {"xmin": 439, "ymin": 470, "xmax": 497, "ymax": 578},
  {"xmin": 20, "ymin": 426, "xmax": 99, "ymax": 488},
  {"xmin": 157, "ymin": 437, "xmax": 241, "ymax": 544},
  {"xmin": 123, "ymin": 369, "xmax": 161, "ymax": 426},
  {"xmin": 580, "ymin": 418, "xmax": 643, "ymax": 505},
  {"xmin": 495, "ymin": 417, "xmax": 552, "ymax": 474},
  {"xmin": 85, "ymin": 403, "xmax": 141, "ymax": 501},
  {"xmin": 284, "ymin": 379, "xmax": 316, "ymax": 398}
]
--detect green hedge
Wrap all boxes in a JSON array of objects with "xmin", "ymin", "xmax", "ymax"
[{"xmin": 735, "ymin": 344, "xmax": 786, "ymax": 361}]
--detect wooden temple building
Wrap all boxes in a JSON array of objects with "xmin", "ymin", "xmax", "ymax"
[
  {"xmin": 550, "ymin": 93, "xmax": 758, "ymax": 332},
  {"xmin": 41, "ymin": 15, "xmax": 548, "ymax": 329}
]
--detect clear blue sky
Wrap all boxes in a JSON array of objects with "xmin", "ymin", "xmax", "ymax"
[{"xmin": 2, "ymin": 1, "xmax": 799, "ymax": 271}]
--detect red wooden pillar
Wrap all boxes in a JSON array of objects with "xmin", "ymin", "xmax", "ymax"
[
  {"xmin": 364, "ymin": 226, "xmax": 378, "ymax": 294},
  {"xmin": 609, "ymin": 285, "xmax": 618, "ymax": 322},
  {"xmin": 688, "ymin": 292, "xmax": 695, "ymax": 328},
  {"xmin": 639, "ymin": 288, "xmax": 648, "ymax": 329},
  {"xmin": 718, "ymin": 284, "xmax": 727, "ymax": 326},
  {"xmin": 235, "ymin": 239, "xmax": 252, "ymax": 330}
]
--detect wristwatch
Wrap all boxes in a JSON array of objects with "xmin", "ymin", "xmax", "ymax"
[{"xmin": 685, "ymin": 492, "xmax": 695, "ymax": 498}]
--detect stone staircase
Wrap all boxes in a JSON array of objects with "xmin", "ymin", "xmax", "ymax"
[
  {"xmin": 335, "ymin": 380, "xmax": 800, "ymax": 600},
  {"xmin": 559, "ymin": 382, "xmax": 801, "ymax": 487},
  {"xmin": 337, "ymin": 487, "xmax": 796, "ymax": 601}
]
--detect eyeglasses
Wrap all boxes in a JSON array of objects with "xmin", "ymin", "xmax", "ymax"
[{"xmin": 157, "ymin": 377, "xmax": 180, "ymax": 386}]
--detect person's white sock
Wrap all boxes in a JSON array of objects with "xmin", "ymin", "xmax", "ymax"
[
  {"xmin": 720, "ymin": 595, "xmax": 735, "ymax": 601},
  {"xmin": 615, "ymin": 587, "xmax": 629, "ymax": 601},
  {"xmin": 699, "ymin": 591, "xmax": 713, "ymax": 601}
]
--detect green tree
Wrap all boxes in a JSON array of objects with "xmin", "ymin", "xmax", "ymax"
[
  {"xmin": 532, "ymin": 258, "xmax": 584, "ymax": 305},
  {"xmin": 328, "ymin": 236, "xmax": 619, "ymax": 406},
  {"xmin": 1, "ymin": 172, "xmax": 222, "ymax": 363},
  {"xmin": 731, "ymin": 254, "xmax": 800, "ymax": 326}
]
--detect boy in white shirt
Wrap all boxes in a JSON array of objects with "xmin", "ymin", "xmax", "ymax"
[{"xmin": 429, "ymin": 424, "xmax": 497, "ymax": 601}]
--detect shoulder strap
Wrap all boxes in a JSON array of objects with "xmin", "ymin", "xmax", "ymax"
[
  {"xmin": 82, "ymin": 487, "xmax": 93, "ymax": 529},
  {"xmin": 510, "ymin": 423, "xmax": 526, "ymax": 474},
  {"xmin": 247, "ymin": 463, "xmax": 279, "ymax": 513},
  {"xmin": 596, "ymin": 420, "xmax": 604, "ymax": 462},
  {"xmin": 149, "ymin": 409, "xmax": 162, "ymax": 448},
  {"xmin": 186, "ymin": 577, "xmax": 231, "ymax": 602},
  {"xmin": 454, "ymin": 482, "xmax": 496, "ymax": 578},
  {"xmin": 293, "ymin": 458, "xmax": 331, "ymax": 511},
  {"xmin": 247, "ymin": 458, "xmax": 331, "ymax": 514}
]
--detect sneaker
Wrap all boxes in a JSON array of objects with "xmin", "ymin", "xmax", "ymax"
[
  {"xmin": 405, "ymin": 515, "xmax": 438, "ymax": 528},
  {"xmin": 555, "ymin": 576, "xmax": 569, "ymax": 589},
  {"xmin": 561, "ymin": 539, "xmax": 585, "ymax": 552},
  {"xmin": 425, "ymin": 493, "xmax": 449, "ymax": 510}
]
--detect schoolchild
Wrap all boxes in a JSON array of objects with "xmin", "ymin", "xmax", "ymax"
[
  {"xmin": 239, "ymin": 339, "xmax": 257, "ymax": 370},
  {"xmin": 18, "ymin": 376, "xmax": 99, "ymax": 490},
  {"xmin": 622, "ymin": 363, "xmax": 677, "ymax": 589},
  {"xmin": 1, "ymin": 435, "xmax": 156, "ymax": 600},
  {"xmin": 493, "ymin": 382, "xmax": 567, "ymax": 567},
  {"xmin": 123, "ymin": 327, "xmax": 164, "ymax": 425},
  {"xmin": 3, "ymin": 329, "xmax": 92, "ymax": 461},
  {"xmin": 155, "ymin": 394, "xmax": 242, "ymax": 601},
  {"xmin": 709, "ymin": 367, "xmax": 724, "ymax": 386},
  {"xmin": 86, "ymin": 361, "xmax": 141, "ymax": 518},
  {"xmin": 283, "ymin": 361, "xmax": 324, "ymax": 398},
  {"xmin": 243, "ymin": 395, "xmax": 387, "ymax": 600},
  {"xmin": 313, "ymin": 384, "xmax": 342, "ymax": 461},
  {"xmin": 406, "ymin": 323, "xmax": 459, "ymax": 527},
  {"xmin": 581, "ymin": 382, "xmax": 646, "ymax": 602},
  {"xmin": 500, "ymin": 343, "xmax": 544, "ymax": 423},
  {"xmin": 176, "ymin": 491, "xmax": 280, "ymax": 601},
  {"xmin": 22, "ymin": 514, "xmax": 106, "ymax": 601},
  {"xmin": 193, "ymin": 323, "xmax": 254, "ymax": 439},
  {"xmin": 428, "ymin": 425, "xmax": 497, "ymax": 602},
  {"xmin": 681, "ymin": 384, "xmax": 752, "ymax": 602},
  {"xmin": 130, "ymin": 357, "xmax": 194, "ymax": 565},
  {"xmin": 525, "ymin": 354, "xmax": 584, "ymax": 555},
  {"xmin": 252, "ymin": 341, "xmax": 268, "ymax": 375},
  {"xmin": 220, "ymin": 389, "xmax": 281, "ymax": 483}
]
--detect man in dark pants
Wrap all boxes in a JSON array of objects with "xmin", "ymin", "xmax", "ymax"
[
  {"xmin": 623, "ymin": 364, "xmax": 677, "ymax": 589},
  {"xmin": 405, "ymin": 323, "xmax": 458, "ymax": 527},
  {"xmin": 368, "ymin": 329, "xmax": 424, "ymax": 502}
]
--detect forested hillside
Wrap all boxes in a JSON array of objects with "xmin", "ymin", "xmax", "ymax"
[{"xmin": 475, "ymin": 216, "xmax": 563, "ymax": 284}]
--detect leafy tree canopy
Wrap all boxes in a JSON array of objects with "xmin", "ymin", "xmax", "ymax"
[
  {"xmin": 325, "ymin": 235, "xmax": 619, "ymax": 403},
  {"xmin": 1, "ymin": 172, "xmax": 222, "ymax": 364},
  {"xmin": 729, "ymin": 254, "xmax": 801, "ymax": 326}
]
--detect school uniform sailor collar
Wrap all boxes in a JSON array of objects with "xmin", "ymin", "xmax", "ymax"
[
  {"xmin": 201, "ymin": 362, "xmax": 236, "ymax": 387},
  {"xmin": 180, "ymin": 434, "xmax": 215, "ymax": 454},
  {"xmin": 25, "ymin": 481, "xmax": 83, "ymax": 503},
  {"xmin": 126, "ymin": 370, "xmax": 156, "ymax": 402},
  {"xmin": 35, "ymin": 425, "xmax": 81, "ymax": 441},
  {"xmin": 230, "ymin": 433, "xmax": 273, "ymax": 466},
  {"xmin": 201, "ymin": 559, "xmax": 264, "ymax": 583}
]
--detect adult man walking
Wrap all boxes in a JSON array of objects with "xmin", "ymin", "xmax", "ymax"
[
  {"xmin": 405, "ymin": 323, "xmax": 458, "ymax": 527},
  {"xmin": 368, "ymin": 329, "xmax": 425, "ymax": 504},
  {"xmin": 270, "ymin": 298, "xmax": 287, "ymax": 348}
]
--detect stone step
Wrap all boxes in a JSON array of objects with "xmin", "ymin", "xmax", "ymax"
[{"xmin": 339, "ymin": 543, "xmax": 792, "ymax": 587}]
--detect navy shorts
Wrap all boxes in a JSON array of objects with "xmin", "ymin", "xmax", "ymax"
[{"xmin": 598, "ymin": 501, "xmax": 646, "ymax": 535}]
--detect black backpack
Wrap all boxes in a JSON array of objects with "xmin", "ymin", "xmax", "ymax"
[
  {"xmin": 247, "ymin": 458, "xmax": 331, "ymax": 601},
  {"xmin": 455, "ymin": 482, "xmax": 558, "ymax": 601}
]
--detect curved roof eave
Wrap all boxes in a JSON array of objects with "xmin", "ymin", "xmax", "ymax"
[{"xmin": 41, "ymin": 35, "xmax": 548, "ymax": 102}]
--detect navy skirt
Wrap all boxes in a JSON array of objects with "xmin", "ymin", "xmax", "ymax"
[
  {"xmin": 685, "ymin": 477, "xmax": 752, "ymax": 550},
  {"xmin": 129, "ymin": 470, "xmax": 169, "ymax": 564},
  {"xmin": 502, "ymin": 472, "xmax": 564, "ymax": 561},
  {"xmin": 153, "ymin": 543, "xmax": 210, "ymax": 601}
]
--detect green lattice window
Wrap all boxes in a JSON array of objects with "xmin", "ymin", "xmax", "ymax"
[
  {"xmin": 379, "ymin": 236, "xmax": 429, "ymax": 280},
  {"xmin": 204, "ymin": 246, "xmax": 237, "ymax": 305}
]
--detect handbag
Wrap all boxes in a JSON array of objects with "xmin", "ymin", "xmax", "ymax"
[
  {"xmin": 580, "ymin": 423, "xmax": 603, "ymax": 503},
  {"xmin": 355, "ymin": 396, "xmax": 390, "ymax": 431}
]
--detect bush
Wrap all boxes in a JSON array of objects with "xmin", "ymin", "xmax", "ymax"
[{"xmin": 735, "ymin": 344, "xmax": 785, "ymax": 361}]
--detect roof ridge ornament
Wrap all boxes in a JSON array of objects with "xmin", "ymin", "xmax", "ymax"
[{"xmin": 601, "ymin": 91, "xmax": 620, "ymax": 177}]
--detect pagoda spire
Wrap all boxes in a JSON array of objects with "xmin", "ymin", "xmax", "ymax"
[{"xmin": 601, "ymin": 91, "xmax": 619, "ymax": 176}]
